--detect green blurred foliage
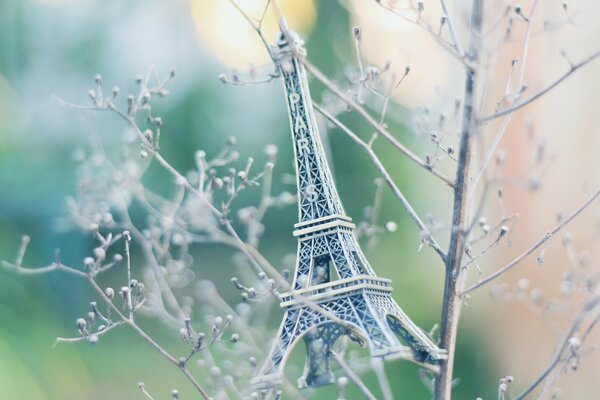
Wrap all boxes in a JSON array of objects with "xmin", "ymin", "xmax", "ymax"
[{"xmin": 0, "ymin": 0, "xmax": 497, "ymax": 398}]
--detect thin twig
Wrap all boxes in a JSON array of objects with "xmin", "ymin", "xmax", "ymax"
[
  {"xmin": 85, "ymin": 277, "xmax": 211, "ymax": 399},
  {"xmin": 330, "ymin": 351, "xmax": 378, "ymax": 400},
  {"xmin": 53, "ymin": 96, "xmax": 223, "ymax": 220},
  {"xmin": 2, "ymin": 234, "xmax": 211, "ymax": 399},
  {"xmin": 479, "ymin": 50, "xmax": 600, "ymax": 122},
  {"xmin": 315, "ymin": 103, "xmax": 447, "ymax": 262},
  {"xmin": 439, "ymin": 0, "xmax": 465, "ymax": 57},
  {"xmin": 2, "ymin": 236, "xmax": 87, "ymax": 278},
  {"xmin": 301, "ymin": 59, "xmax": 455, "ymax": 188},
  {"xmin": 376, "ymin": 1, "xmax": 471, "ymax": 67},
  {"xmin": 54, "ymin": 321, "xmax": 125, "ymax": 345},
  {"xmin": 471, "ymin": 0, "xmax": 538, "ymax": 190},
  {"xmin": 138, "ymin": 383, "xmax": 156, "ymax": 400},
  {"xmin": 371, "ymin": 357, "xmax": 394, "ymax": 400},
  {"xmin": 514, "ymin": 298, "xmax": 600, "ymax": 400},
  {"xmin": 227, "ymin": 0, "xmax": 274, "ymax": 60},
  {"xmin": 2, "ymin": 260, "xmax": 87, "ymax": 277},
  {"xmin": 462, "ymin": 189, "xmax": 600, "ymax": 295}
]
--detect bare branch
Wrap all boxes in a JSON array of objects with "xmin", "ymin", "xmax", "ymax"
[
  {"xmin": 227, "ymin": 0, "xmax": 274, "ymax": 59},
  {"xmin": 462, "ymin": 189, "xmax": 600, "ymax": 295},
  {"xmin": 302, "ymin": 58, "xmax": 455, "ymax": 188},
  {"xmin": 2, "ymin": 236, "xmax": 87, "ymax": 278},
  {"xmin": 54, "ymin": 321, "xmax": 125, "ymax": 345},
  {"xmin": 85, "ymin": 277, "xmax": 211, "ymax": 399},
  {"xmin": 315, "ymin": 103, "xmax": 446, "ymax": 262},
  {"xmin": 376, "ymin": 1, "xmax": 470, "ymax": 67},
  {"xmin": 514, "ymin": 298, "xmax": 600, "ymax": 400},
  {"xmin": 330, "ymin": 351, "xmax": 378, "ymax": 400},
  {"xmin": 471, "ymin": 0, "xmax": 539, "ymax": 190},
  {"xmin": 3, "ymin": 235, "xmax": 211, "ymax": 399},
  {"xmin": 439, "ymin": 0, "xmax": 465, "ymax": 57},
  {"xmin": 479, "ymin": 50, "xmax": 600, "ymax": 122},
  {"xmin": 138, "ymin": 383, "xmax": 156, "ymax": 400}
]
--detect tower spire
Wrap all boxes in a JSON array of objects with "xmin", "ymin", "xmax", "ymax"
[{"xmin": 278, "ymin": 31, "xmax": 346, "ymax": 225}]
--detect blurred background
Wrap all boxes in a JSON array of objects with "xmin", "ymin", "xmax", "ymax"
[{"xmin": 1, "ymin": 0, "xmax": 599, "ymax": 399}]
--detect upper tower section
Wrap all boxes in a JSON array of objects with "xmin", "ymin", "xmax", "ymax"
[{"xmin": 274, "ymin": 32, "xmax": 351, "ymax": 233}]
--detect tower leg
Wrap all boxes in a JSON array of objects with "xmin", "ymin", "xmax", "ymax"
[
  {"xmin": 252, "ymin": 310, "xmax": 300, "ymax": 389},
  {"xmin": 253, "ymin": 300, "xmax": 361, "ymax": 390},
  {"xmin": 297, "ymin": 322, "xmax": 346, "ymax": 388},
  {"xmin": 351, "ymin": 294, "xmax": 415, "ymax": 359},
  {"xmin": 366, "ymin": 294, "xmax": 447, "ymax": 362}
]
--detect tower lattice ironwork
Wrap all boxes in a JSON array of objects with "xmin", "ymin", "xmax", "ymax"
[{"xmin": 252, "ymin": 31, "xmax": 446, "ymax": 390}]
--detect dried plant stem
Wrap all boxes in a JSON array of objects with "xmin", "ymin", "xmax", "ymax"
[
  {"xmin": 301, "ymin": 59, "xmax": 455, "ymax": 188},
  {"xmin": 115, "ymin": 204, "xmax": 188, "ymax": 325},
  {"xmin": 375, "ymin": 1, "xmax": 470, "ymax": 66},
  {"xmin": 2, "ymin": 236, "xmax": 87, "ymax": 278},
  {"xmin": 330, "ymin": 351, "xmax": 378, "ymax": 400},
  {"xmin": 514, "ymin": 298, "xmax": 600, "ymax": 400},
  {"xmin": 371, "ymin": 357, "xmax": 394, "ymax": 400},
  {"xmin": 2, "ymin": 259, "xmax": 87, "ymax": 277},
  {"xmin": 434, "ymin": 1, "xmax": 484, "ymax": 399},
  {"xmin": 227, "ymin": 0, "xmax": 273, "ymax": 60},
  {"xmin": 439, "ymin": 0, "xmax": 465, "ymax": 57},
  {"xmin": 315, "ymin": 103, "xmax": 446, "ymax": 261},
  {"xmin": 218, "ymin": 219, "xmax": 290, "ymax": 288},
  {"xmin": 54, "ymin": 321, "xmax": 125, "ymax": 345},
  {"xmin": 471, "ymin": 0, "xmax": 538, "ymax": 190},
  {"xmin": 462, "ymin": 189, "xmax": 600, "ymax": 295},
  {"xmin": 85, "ymin": 277, "xmax": 211, "ymax": 399},
  {"xmin": 139, "ymin": 383, "xmax": 156, "ymax": 400},
  {"xmin": 479, "ymin": 49, "xmax": 600, "ymax": 122},
  {"xmin": 5, "ymin": 244, "xmax": 212, "ymax": 400}
]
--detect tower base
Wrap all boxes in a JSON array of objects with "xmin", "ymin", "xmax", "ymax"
[{"xmin": 252, "ymin": 282, "xmax": 446, "ymax": 390}]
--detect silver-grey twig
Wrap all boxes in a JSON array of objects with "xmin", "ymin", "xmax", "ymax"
[
  {"xmin": 301, "ymin": 59, "xmax": 455, "ymax": 188},
  {"xmin": 330, "ymin": 351, "xmax": 378, "ymax": 400},
  {"xmin": 462, "ymin": 189, "xmax": 600, "ymax": 295},
  {"xmin": 479, "ymin": 50, "xmax": 600, "ymax": 122},
  {"xmin": 376, "ymin": 1, "xmax": 471, "ymax": 67},
  {"xmin": 85, "ymin": 277, "xmax": 211, "ymax": 399},
  {"xmin": 439, "ymin": 0, "xmax": 465, "ymax": 57},
  {"xmin": 514, "ymin": 298, "xmax": 600, "ymax": 400},
  {"xmin": 315, "ymin": 103, "xmax": 447, "ymax": 262}
]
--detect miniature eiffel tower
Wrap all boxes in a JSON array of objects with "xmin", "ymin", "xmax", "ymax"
[{"xmin": 251, "ymin": 31, "xmax": 447, "ymax": 390}]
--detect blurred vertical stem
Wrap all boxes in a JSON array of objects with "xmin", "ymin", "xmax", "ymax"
[{"xmin": 434, "ymin": 1, "xmax": 484, "ymax": 399}]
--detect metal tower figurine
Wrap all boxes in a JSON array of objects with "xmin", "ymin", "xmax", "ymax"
[{"xmin": 252, "ymin": 30, "xmax": 447, "ymax": 390}]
